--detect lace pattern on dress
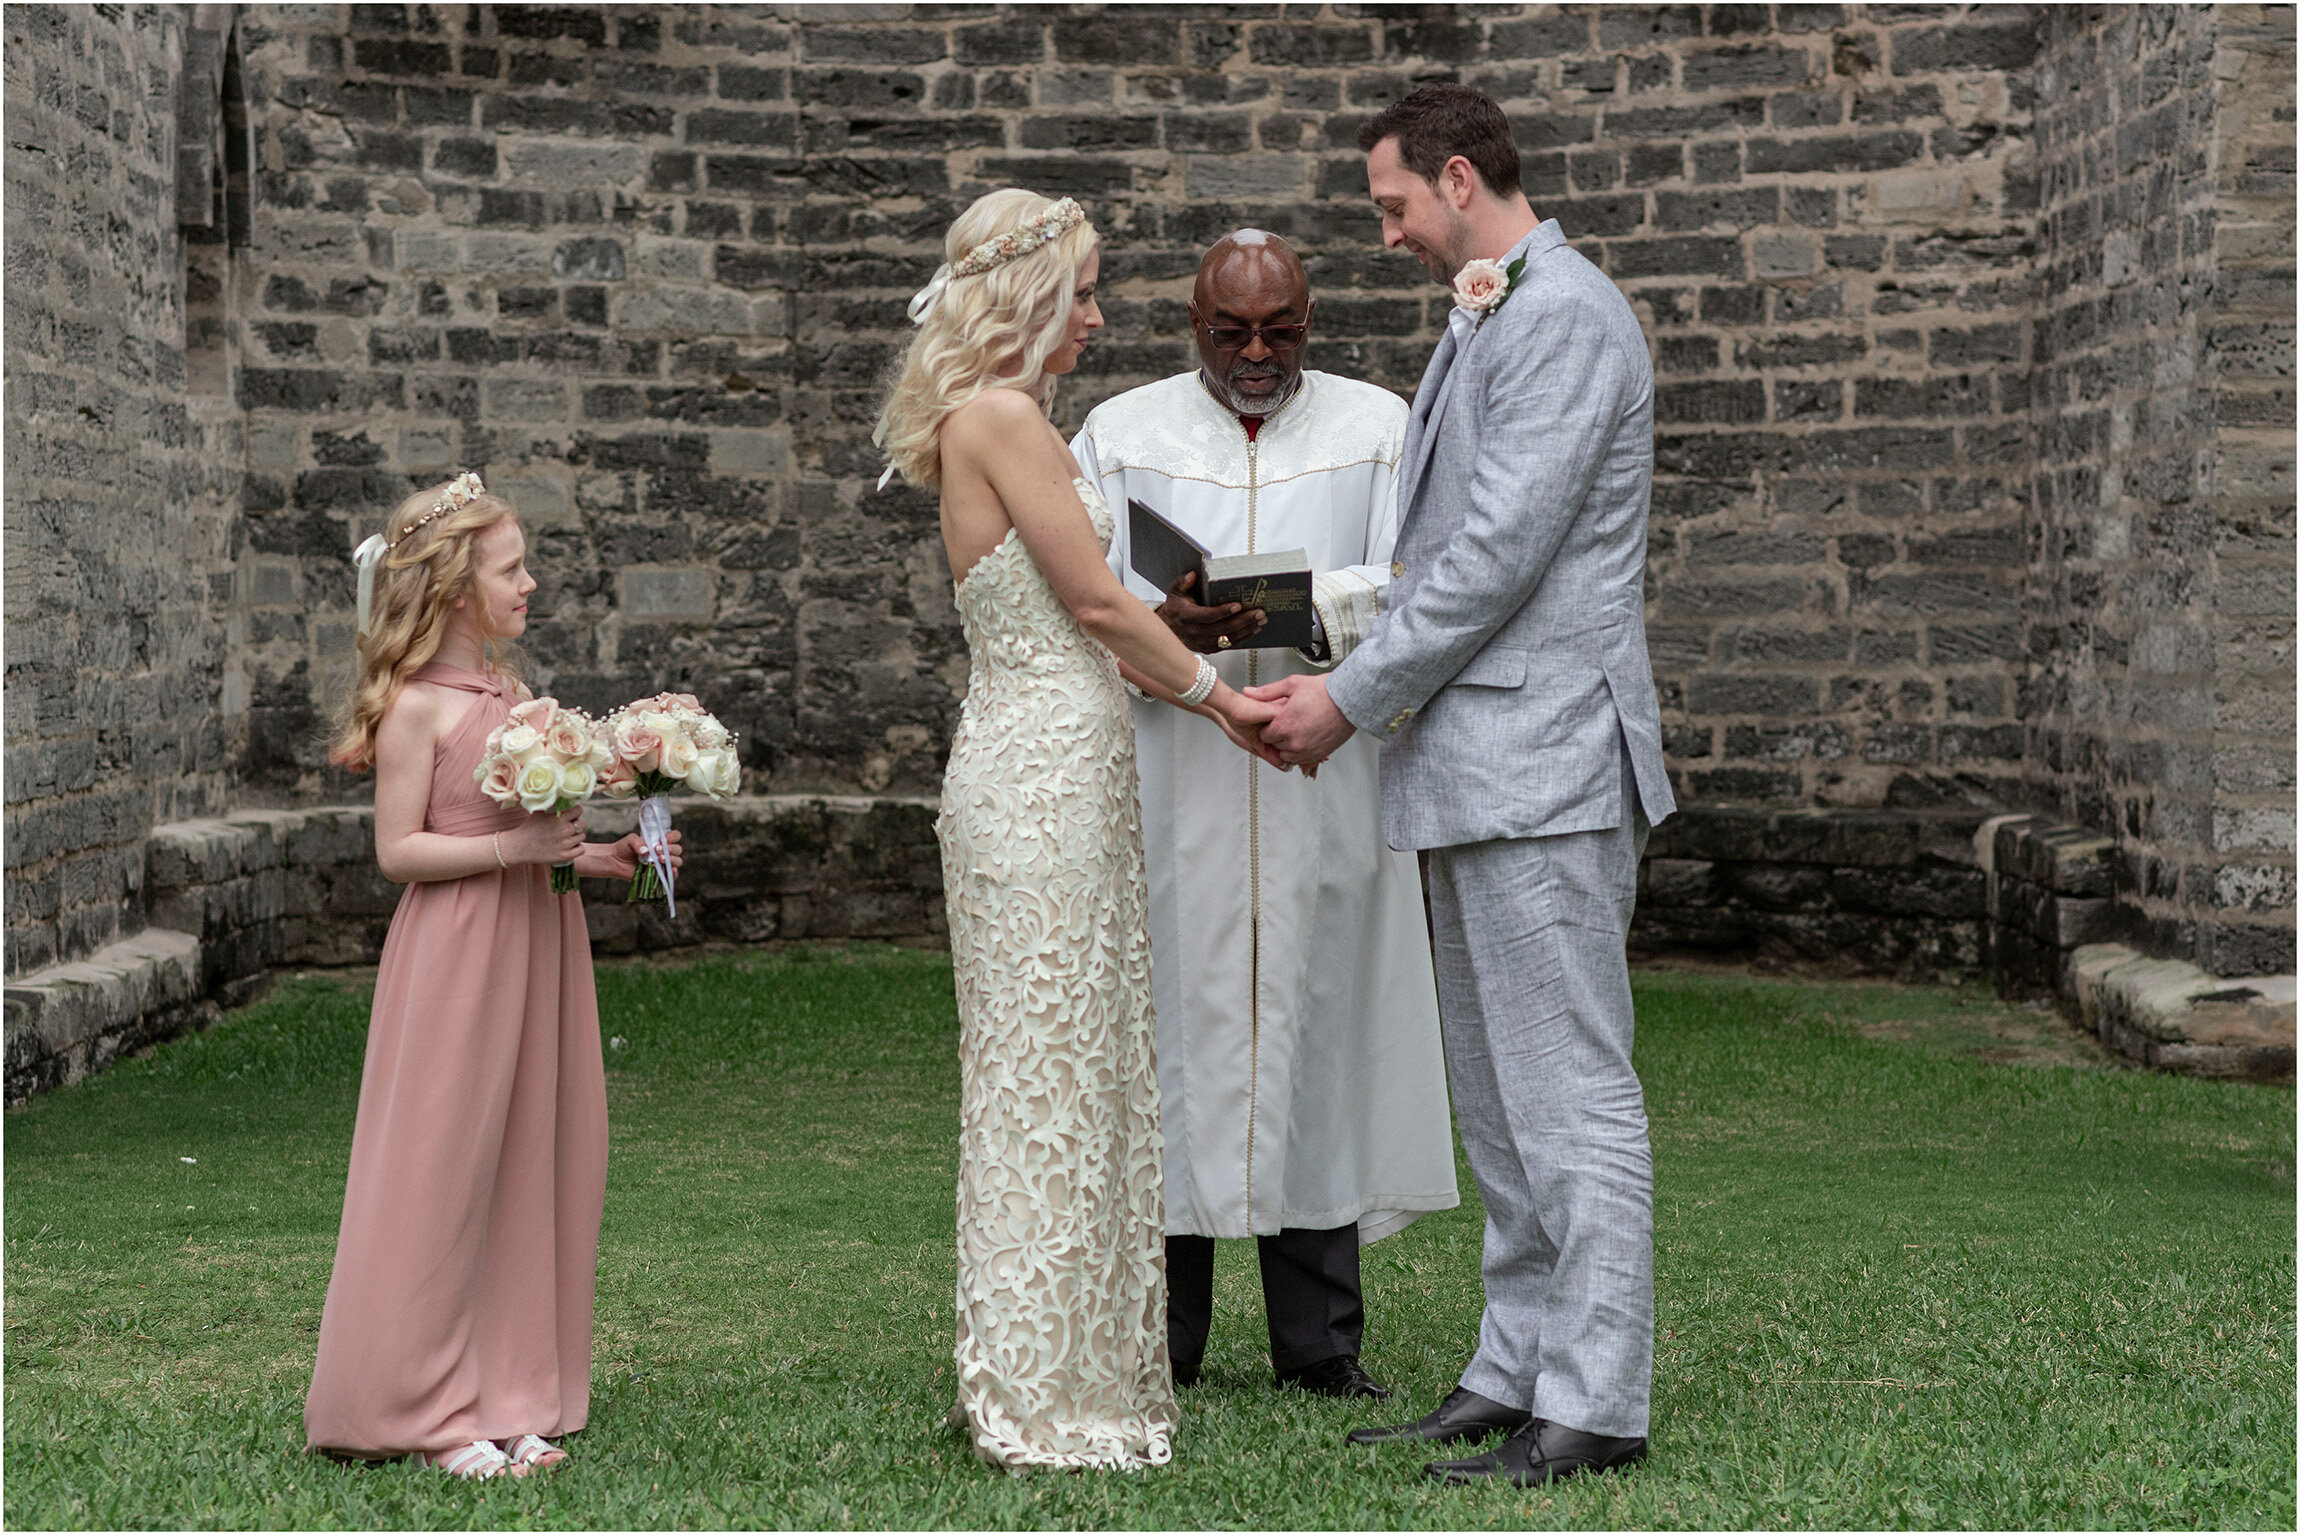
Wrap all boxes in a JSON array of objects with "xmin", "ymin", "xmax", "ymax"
[{"xmin": 938, "ymin": 478, "xmax": 1176, "ymax": 1471}]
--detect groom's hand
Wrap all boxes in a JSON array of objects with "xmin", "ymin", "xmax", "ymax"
[{"xmin": 1246, "ymin": 674, "xmax": 1355, "ymax": 768}]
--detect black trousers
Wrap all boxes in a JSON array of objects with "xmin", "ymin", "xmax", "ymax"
[{"xmin": 1166, "ymin": 1224, "xmax": 1363, "ymax": 1375}]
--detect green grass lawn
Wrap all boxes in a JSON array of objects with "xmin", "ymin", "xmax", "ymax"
[{"xmin": 6, "ymin": 948, "xmax": 2292, "ymax": 1529}]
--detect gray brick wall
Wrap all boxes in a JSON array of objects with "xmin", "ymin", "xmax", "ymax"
[
  {"xmin": 218, "ymin": 3, "xmax": 2066, "ymax": 806},
  {"xmin": 3, "ymin": 3, "xmax": 2292, "ymax": 984},
  {"xmin": 4, "ymin": 5, "xmax": 243, "ymax": 977},
  {"xmin": 2027, "ymin": 2, "xmax": 2296, "ymax": 976}
]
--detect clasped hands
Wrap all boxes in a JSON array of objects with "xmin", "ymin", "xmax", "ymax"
[
  {"xmin": 1157, "ymin": 572, "xmax": 1354, "ymax": 774},
  {"xmin": 1203, "ymin": 675, "xmax": 1353, "ymax": 773}
]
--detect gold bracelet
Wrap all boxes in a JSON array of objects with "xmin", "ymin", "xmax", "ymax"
[{"xmin": 493, "ymin": 832, "xmax": 507, "ymax": 870}]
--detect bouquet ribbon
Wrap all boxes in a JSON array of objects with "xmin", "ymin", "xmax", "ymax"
[{"xmin": 638, "ymin": 794, "xmax": 676, "ymax": 918}]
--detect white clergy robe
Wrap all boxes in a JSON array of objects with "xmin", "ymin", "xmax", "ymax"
[{"xmin": 1073, "ymin": 369, "xmax": 1459, "ymax": 1243}]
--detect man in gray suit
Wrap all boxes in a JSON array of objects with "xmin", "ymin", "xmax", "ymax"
[{"xmin": 1253, "ymin": 83, "xmax": 1677, "ymax": 1487}]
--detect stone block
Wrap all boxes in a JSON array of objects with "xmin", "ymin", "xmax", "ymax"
[
  {"xmin": 2004, "ymin": 822, "xmax": 2117, "ymax": 896},
  {"xmin": 619, "ymin": 567, "xmax": 716, "ymax": 621},
  {"xmin": 2069, "ymin": 944, "xmax": 2295, "ymax": 1081},
  {"xmin": 4, "ymin": 929, "xmax": 205, "ymax": 1105},
  {"xmin": 1187, "ymin": 155, "xmax": 1309, "ymax": 200},
  {"xmin": 1642, "ymin": 858, "xmax": 1722, "ymax": 907}
]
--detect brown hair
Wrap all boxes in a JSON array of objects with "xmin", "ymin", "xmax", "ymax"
[
  {"xmin": 1356, "ymin": 84, "xmax": 1523, "ymax": 200},
  {"xmin": 329, "ymin": 481, "xmax": 523, "ymax": 772}
]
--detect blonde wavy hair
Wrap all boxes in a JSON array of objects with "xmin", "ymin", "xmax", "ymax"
[
  {"xmin": 873, "ymin": 188, "xmax": 1101, "ymax": 491},
  {"xmin": 330, "ymin": 481, "xmax": 524, "ymax": 772}
]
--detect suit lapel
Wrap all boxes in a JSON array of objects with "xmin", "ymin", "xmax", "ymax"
[
  {"xmin": 1396, "ymin": 325, "xmax": 1460, "ymax": 523},
  {"xmin": 1399, "ymin": 323, "xmax": 1475, "ymax": 524}
]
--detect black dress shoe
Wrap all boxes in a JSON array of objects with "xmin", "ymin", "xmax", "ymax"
[
  {"xmin": 1344, "ymin": 1384, "xmax": 1530, "ymax": 1446},
  {"xmin": 1424, "ymin": 1418, "xmax": 1648, "ymax": 1486},
  {"xmin": 1276, "ymin": 1353, "xmax": 1391, "ymax": 1400},
  {"xmin": 1173, "ymin": 1360, "xmax": 1202, "ymax": 1389}
]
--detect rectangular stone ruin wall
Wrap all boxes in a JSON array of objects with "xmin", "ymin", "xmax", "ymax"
[
  {"xmin": 215, "ymin": 3, "xmax": 2049, "ymax": 815},
  {"xmin": 4, "ymin": 5, "xmax": 2293, "ymax": 1098},
  {"xmin": 3, "ymin": 4, "xmax": 245, "ymax": 979},
  {"xmin": 2024, "ymin": 2, "xmax": 2296, "ymax": 978}
]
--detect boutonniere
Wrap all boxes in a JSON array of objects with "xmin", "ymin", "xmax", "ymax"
[{"xmin": 1452, "ymin": 255, "xmax": 1528, "ymax": 327}]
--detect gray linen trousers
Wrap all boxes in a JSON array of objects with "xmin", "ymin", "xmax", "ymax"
[{"xmin": 1326, "ymin": 219, "xmax": 1675, "ymax": 1438}]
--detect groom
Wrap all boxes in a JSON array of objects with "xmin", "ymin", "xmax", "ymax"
[{"xmin": 1252, "ymin": 84, "xmax": 1676, "ymax": 1486}]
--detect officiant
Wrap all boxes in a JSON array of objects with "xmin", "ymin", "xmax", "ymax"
[{"xmin": 1072, "ymin": 232, "xmax": 1458, "ymax": 1401}]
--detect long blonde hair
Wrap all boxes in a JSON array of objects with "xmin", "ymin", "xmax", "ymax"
[
  {"xmin": 873, "ymin": 188, "xmax": 1100, "ymax": 490},
  {"xmin": 330, "ymin": 481, "xmax": 524, "ymax": 772}
]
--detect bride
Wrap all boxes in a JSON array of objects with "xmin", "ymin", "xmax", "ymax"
[{"xmin": 875, "ymin": 189, "xmax": 1281, "ymax": 1470}]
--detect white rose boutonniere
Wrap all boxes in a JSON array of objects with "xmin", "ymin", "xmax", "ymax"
[{"xmin": 1451, "ymin": 254, "xmax": 1530, "ymax": 328}]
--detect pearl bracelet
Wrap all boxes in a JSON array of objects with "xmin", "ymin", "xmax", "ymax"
[
  {"xmin": 1178, "ymin": 655, "xmax": 1218, "ymax": 708},
  {"xmin": 493, "ymin": 832, "xmax": 507, "ymax": 870}
]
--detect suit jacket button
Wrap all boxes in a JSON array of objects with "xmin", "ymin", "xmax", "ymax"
[{"xmin": 1391, "ymin": 561, "xmax": 1405, "ymax": 577}]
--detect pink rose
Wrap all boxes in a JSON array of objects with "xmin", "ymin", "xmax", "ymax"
[
  {"xmin": 478, "ymin": 755, "xmax": 520, "ymax": 805},
  {"xmin": 546, "ymin": 718, "xmax": 592, "ymax": 762},
  {"xmin": 507, "ymin": 697, "xmax": 554, "ymax": 731},
  {"xmin": 600, "ymin": 757, "xmax": 641, "ymax": 797},
  {"xmin": 1451, "ymin": 257, "xmax": 1510, "ymax": 315},
  {"xmin": 614, "ymin": 718, "xmax": 663, "ymax": 776}
]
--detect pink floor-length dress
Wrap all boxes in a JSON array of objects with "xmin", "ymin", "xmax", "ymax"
[{"xmin": 304, "ymin": 661, "xmax": 609, "ymax": 1458}]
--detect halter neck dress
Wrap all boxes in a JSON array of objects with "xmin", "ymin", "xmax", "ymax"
[{"xmin": 304, "ymin": 662, "xmax": 609, "ymax": 1459}]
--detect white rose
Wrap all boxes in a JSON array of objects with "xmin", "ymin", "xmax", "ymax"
[
  {"xmin": 694, "ymin": 718, "xmax": 729, "ymax": 750},
  {"xmin": 559, "ymin": 759, "xmax": 598, "ymax": 802},
  {"xmin": 516, "ymin": 757, "xmax": 565, "ymax": 813},
  {"xmin": 706, "ymin": 747, "xmax": 741, "ymax": 798},
  {"xmin": 658, "ymin": 730, "xmax": 699, "ymax": 779},
  {"xmin": 498, "ymin": 724, "xmax": 543, "ymax": 759}
]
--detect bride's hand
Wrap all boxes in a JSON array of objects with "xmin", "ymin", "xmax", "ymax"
[
  {"xmin": 1206, "ymin": 689, "xmax": 1287, "ymax": 769},
  {"xmin": 1209, "ymin": 709, "xmax": 1286, "ymax": 768}
]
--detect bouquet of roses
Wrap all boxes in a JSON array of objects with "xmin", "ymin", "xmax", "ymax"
[
  {"xmin": 597, "ymin": 691, "xmax": 740, "ymax": 913},
  {"xmin": 473, "ymin": 696, "xmax": 610, "ymax": 892}
]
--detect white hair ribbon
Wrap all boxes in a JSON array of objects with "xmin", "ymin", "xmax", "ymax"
[
  {"xmin": 352, "ymin": 533, "xmax": 387, "ymax": 636},
  {"xmin": 906, "ymin": 264, "xmax": 954, "ymax": 325}
]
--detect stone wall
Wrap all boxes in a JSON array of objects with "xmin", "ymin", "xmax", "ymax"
[
  {"xmin": 2025, "ymin": 3, "xmax": 2296, "ymax": 976},
  {"xmin": 3, "ymin": 5, "xmax": 245, "ymax": 977},
  {"xmin": 219, "ymin": 2, "xmax": 2050, "ymax": 812},
  {"xmin": 3, "ymin": 3, "xmax": 2293, "ymax": 1000}
]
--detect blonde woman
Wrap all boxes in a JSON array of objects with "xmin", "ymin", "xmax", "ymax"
[{"xmin": 878, "ymin": 189, "xmax": 1280, "ymax": 1469}]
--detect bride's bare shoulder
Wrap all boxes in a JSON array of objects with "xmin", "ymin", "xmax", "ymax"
[{"xmin": 944, "ymin": 388, "xmax": 1053, "ymax": 456}]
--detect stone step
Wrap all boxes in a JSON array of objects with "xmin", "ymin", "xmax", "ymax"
[
  {"xmin": 2068, "ymin": 943, "xmax": 2296, "ymax": 1082},
  {"xmin": 4, "ymin": 930, "xmax": 216, "ymax": 1106}
]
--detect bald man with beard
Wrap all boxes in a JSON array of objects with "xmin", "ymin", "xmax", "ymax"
[{"xmin": 1072, "ymin": 232, "xmax": 1458, "ymax": 1401}]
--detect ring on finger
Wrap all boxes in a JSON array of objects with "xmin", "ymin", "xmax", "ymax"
[{"xmin": 1216, "ymin": 635, "xmax": 1232, "ymax": 650}]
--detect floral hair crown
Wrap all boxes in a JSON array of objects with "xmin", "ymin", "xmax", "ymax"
[
  {"xmin": 390, "ymin": 469, "xmax": 487, "ymax": 547},
  {"xmin": 906, "ymin": 197, "xmax": 1087, "ymax": 324},
  {"xmin": 349, "ymin": 470, "xmax": 487, "ymax": 636}
]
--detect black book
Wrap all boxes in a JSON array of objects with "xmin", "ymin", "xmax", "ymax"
[
  {"xmin": 1127, "ymin": 498, "xmax": 1209, "ymax": 597},
  {"xmin": 1127, "ymin": 499, "xmax": 1314, "ymax": 651}
]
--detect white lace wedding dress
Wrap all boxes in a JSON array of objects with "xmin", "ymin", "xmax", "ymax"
[{"xmin": 937, "ymin": 477, "xmax": 1176, "ymax": 1471}]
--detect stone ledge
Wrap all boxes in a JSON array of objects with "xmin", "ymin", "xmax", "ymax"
[
  {"xmin": 1631, "ymin": 805, "xmax": 1989, "ymax": 982},
  {"xmin": 4, "ymin": 930, "xmax": 217, "ymax": 1106},
  {"xmin": 8, "ymin": 797, "xmax": 948, "ymax": 1103},
  {"xmin": 2067, "ymin": 943, "xmax": 2296, "ymax": 1082}
]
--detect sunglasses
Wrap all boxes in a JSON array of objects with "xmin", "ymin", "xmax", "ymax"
[{"xmin": 1200, "ymin": 322, "xmax": 1308, "ymax": 350}]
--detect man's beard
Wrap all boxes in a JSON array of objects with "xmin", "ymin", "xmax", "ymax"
[
  {"xmin": 1421, "ymin": 209, "xmax": 1477, "ymax": 283},
  {"xmin": 1206, "ymin": 365, "xmax": 1300, "ymax": 417}
]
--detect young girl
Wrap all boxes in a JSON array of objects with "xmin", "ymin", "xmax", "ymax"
[{"xmin": 304, "ymin": 474, "xmax": 680, "ymax": 1480}]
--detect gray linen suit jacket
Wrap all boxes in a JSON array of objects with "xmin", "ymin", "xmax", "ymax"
[{"xmin": 1326, "ymin": 220, "xmax": 1677, "ymax": 851}]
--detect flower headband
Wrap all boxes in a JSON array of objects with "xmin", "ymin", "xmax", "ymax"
[
  {"xmin": 905, "ymin": 197, "xmax": 1087, "ymax": 325},
  {"xmin": 350, "ymin": 470, "xmax": 486, "ymax": 636}
]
